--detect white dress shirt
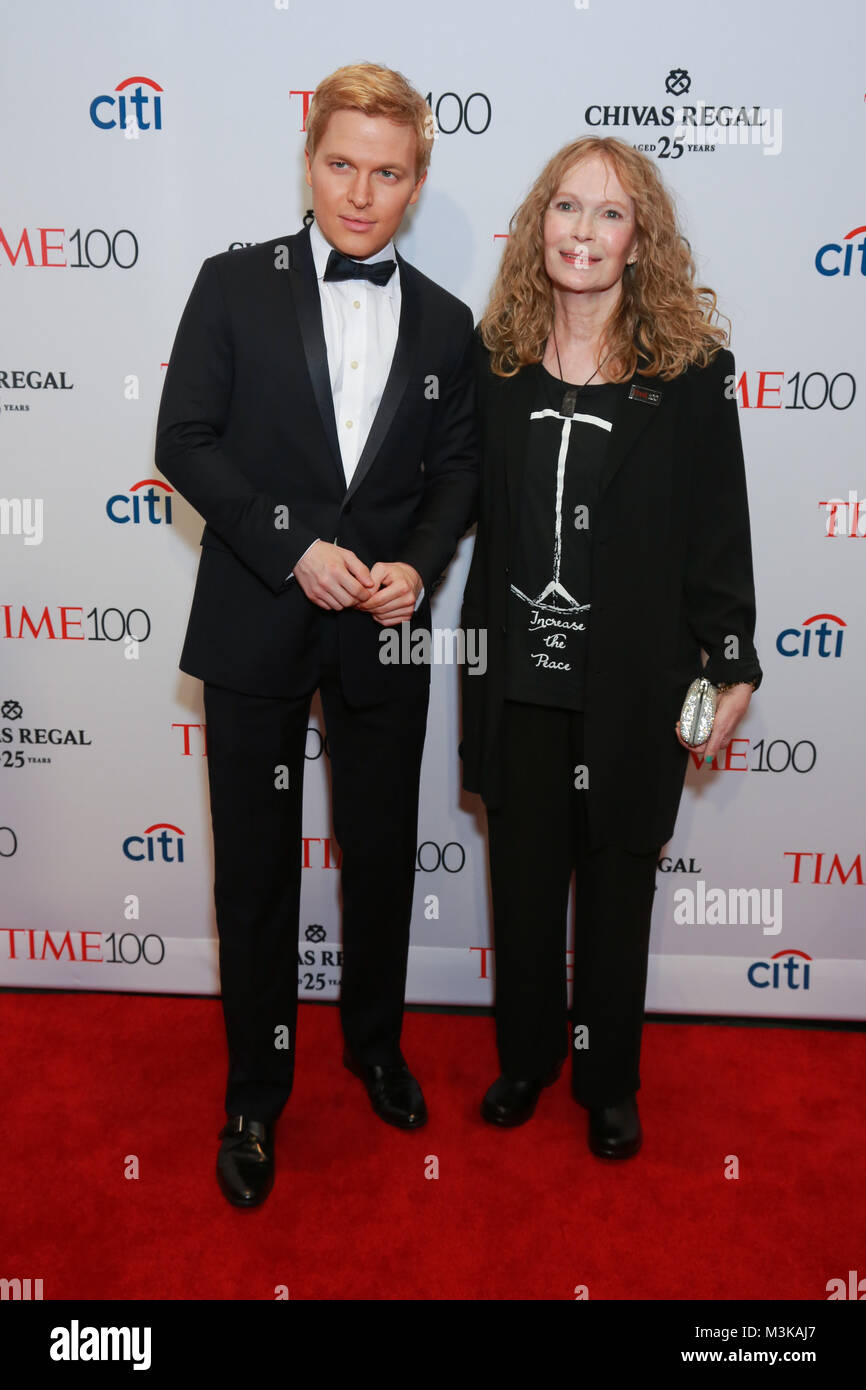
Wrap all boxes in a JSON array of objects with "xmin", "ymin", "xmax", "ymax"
[
  {"xmin": 310, "ymin": 217, "xmax": 401, "ymax": 482},
  {"xmin": 287, "ymin": 221, "xmax": 423, "ymax": 607}
]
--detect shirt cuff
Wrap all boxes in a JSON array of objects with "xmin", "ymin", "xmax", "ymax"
[{"xmin": 286, "ymin": 538, "xmax": 320, "ymax": 584}]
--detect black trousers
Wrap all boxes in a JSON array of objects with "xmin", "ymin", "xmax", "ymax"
[
  {"xmin": 202, "ymin": 613, "xmax": 430, "ymax": 1123},
  {"xmin": 486, "ymin": 699, "xmax": 660, "ymax": 1108}
]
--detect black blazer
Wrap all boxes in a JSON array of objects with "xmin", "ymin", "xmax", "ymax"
[
  {"xmin": 460, "ymin": 335, "xmax": 763, "ymax": 852},
  {"xmin": 155, "ymin": 224, "xmax": 478, "ymax": 704}
]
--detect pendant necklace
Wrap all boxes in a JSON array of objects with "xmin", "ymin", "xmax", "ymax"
[{"xmin": 552, "ymin": 324, "xmax": 612, "ymax": 418}]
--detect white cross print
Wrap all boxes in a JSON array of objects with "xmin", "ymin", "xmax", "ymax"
[{"xmin": 510, "ymin": 405, "xmax": 613, "ymax": 613}]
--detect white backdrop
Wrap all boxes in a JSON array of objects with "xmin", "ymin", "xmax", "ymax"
[{"xmin": 2, "ymin": 0, "xmax": 864, "ymax": 1019}]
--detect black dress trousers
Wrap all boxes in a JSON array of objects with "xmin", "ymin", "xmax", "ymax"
[
  {"xmin": 203, "ymin": 612, "xmax": 430, "ymax": 1123},
  {"xmin": 486, "ymin": 699, "xmax": 660, "ymax": 1108}
]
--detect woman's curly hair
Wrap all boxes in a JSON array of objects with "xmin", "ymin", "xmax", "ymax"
[{"xmin": 481, "ymin": 136, "xmax": 730, "ymax": 380}]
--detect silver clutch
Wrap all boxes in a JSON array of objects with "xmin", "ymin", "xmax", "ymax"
[{"xmin": 679, "ymin": 676, "xmax": 718, "ymax": 747}]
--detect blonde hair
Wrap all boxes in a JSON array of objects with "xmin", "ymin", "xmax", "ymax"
[
  {"xmin": 306, "ymin": 63, "xmax": 434, "ymax": 182},
  {"xmin": 482, "ymin": 136, "xmax": 730, "ymax": 380}
]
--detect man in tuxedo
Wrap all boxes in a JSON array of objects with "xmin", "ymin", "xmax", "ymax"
[{"xmin": 155, "ymin": 63, "xmax": 477, "ymax": 1206}]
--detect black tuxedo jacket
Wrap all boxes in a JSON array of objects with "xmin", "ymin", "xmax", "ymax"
[
  {"xmin": 460, "ymin": 335, "xmax": 763, "ymax": 852},
  {"xmin": 155, "ymin": 224, "xmax": 477, "ymax": 703}
]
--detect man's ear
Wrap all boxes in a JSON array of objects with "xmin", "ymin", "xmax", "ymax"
[
  {"xmin": 408, "ymin": 170, "xmax": 427, "ymax": 207},
  {"xmin": 304, "ymin": 148, "xmax": 313, "ymax": 189}
]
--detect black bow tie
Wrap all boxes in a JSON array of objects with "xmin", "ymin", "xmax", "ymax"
[{"xmin": 323, "ymin": 247, "xmax": 396, "ymax": 286}]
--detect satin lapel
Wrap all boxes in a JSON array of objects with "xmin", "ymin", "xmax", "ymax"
[
  {"xmin": 344, "ymin": 250, "xmax": 418, "ymax": 503},
  {"xmin": 285, "ymin": 225, "xmax": 345, "ymax": 491}
]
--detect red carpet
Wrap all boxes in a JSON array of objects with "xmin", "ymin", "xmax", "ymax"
[{"xmin": 1, "ymin": 993, "xmax": 863, "ymax": 1301}]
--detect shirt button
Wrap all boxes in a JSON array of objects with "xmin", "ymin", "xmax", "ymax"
[
  {"xmin": 345, "ymin": 420, "xmax": 354, "ymax": 429},
  {"xmin": 353, "ymin": 300, "xmax": 361, "ymax": 309},
  {"xmin": 350, "ymin": 360, "xmax": 359, "ymax": 369}
]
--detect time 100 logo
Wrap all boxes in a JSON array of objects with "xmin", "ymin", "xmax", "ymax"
[{"xmin": 425, "ymin": 92, "xmax": 491, "ymax": 135}]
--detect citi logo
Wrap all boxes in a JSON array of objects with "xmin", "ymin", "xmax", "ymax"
[
  {"xmin": 106, "ymin": 479, "xmax": 173, "ymax": 525},
  {"xmin": 90, "ymin": 76, "xmax": 163, "ymax": 131},
  {"xmin": 747, "ymin": 948, "xmax": 811, "ymax": 990},
  {"xmin": 775, "ymin": 612, "xmax": 845, "ymax": 658},
  {"xmin": 815, "ymin": 225, "xmax": 866, "ymax": 276},
  {"xmin": 122, "ymin": 822, "xmax": 185, "ymax": 863}
]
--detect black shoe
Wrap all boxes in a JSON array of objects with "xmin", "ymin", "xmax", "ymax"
[
  {"xmin": 216, "ymin": 1116, "xmax": 275, "ymax": 1207},
  {"xmin": 343, "ymin": 1048, "xmax": 427, "ymax": 1129},
  {"xmin": 588, "ymin": 1094, "xmax": 642, "ymax": 1159},
  {"xmin": 481, "ymin": 1062, "xmax": 563, "ymax": 1127}
]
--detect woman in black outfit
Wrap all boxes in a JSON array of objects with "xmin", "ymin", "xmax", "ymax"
[{"xmin": 460, "ymin": 136, "xmax": 763, "ymax": 1158}]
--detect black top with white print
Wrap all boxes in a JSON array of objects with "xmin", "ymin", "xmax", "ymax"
[{"xmin": 505, "ymin": 366, "xmax": 619, "ymax": 710}]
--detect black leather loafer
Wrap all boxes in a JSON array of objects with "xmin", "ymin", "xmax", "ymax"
[
  {"xmin": 481, "ymin": 1062, "xmax": 563, "ymax": 1127},
  {"xmin": 588, "ymin": 1094, "xmax": 642, "ymax": 1159},
  {"xmin": 216, "ymin": 1116, "xmax": 275, "ymax": 1207},
  {"xmin": 343, "ymin": 1048, "xmax": 427, "ymax": 1129}
]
